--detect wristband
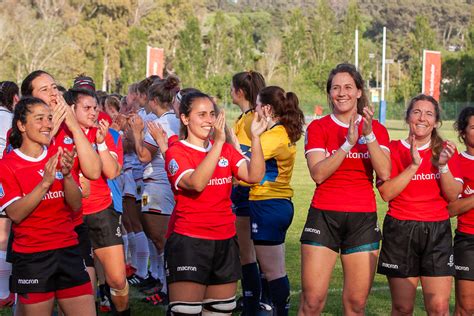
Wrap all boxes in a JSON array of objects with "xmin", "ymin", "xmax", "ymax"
[
  {"xmin": 97, "ymin": 142, "xmax": 108, "ymax": 152},
  {"xmin": 439, "ymin": 164, "xmax": 449, "ymax": 174},
  {"xmin": 364, "ymin": 132, "xmax": 376, "ymax": 144},
  {"xmin": 340, "ymin": 140, "xmax": 354, "ymax": 153}
]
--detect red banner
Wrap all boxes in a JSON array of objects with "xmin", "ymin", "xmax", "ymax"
[
  {"xmin": 422, "ymin": 50, "xmax": 441, "ymax": 101},
  {"xmin": 146, "ymin": 46, "xmax": 164, "ymax": 78}
]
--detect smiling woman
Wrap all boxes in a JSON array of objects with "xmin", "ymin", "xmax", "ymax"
[
  {"xmin": 377, "ymin": 94, "xmax": 463, "ymax": 315},
  {"xmin": 0, "ymin": 97, "xmax": 95, "ymax": 315},
  {"xmin": 299, "ymin": 63, "xmax": 391, "ymax": 316},
  {"xmin": 164, "ymin": 91, "xmax": 266, "ymax": 316}
]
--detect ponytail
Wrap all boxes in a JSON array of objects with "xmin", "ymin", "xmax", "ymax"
[
  {"xmin": 258, "ymin": 86, "xmax": 305, "ymax": 143},
  {"xmin": 232, "ymin": 71, "xmax": 266, "ymax": 109},
  {"xmin": 430, "ymin": 129, "xmax": 444, "ymax": 167},
  {"xmin": 0, "ymin": 81, "xmax": 19, "ymax": 112}
]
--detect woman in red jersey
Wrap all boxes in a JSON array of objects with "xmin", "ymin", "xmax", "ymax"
[
  {"xmin": 299, "ymin": 63, "xmax": 391, "ymax": 315},
  {"xmin": 0, "ymin": 97, "xmax": 94, "ymax": 315},
  {"xmin": 164, "ymin": 91, "xmax": 266, "ymax": 316},
  {"xmin": 64, "ymin": 88, "xmax": 130, "ymax": 315},
  {"xmin": 449, "ymin": 106, "xmax": 474, "ymax": 315},
  {"xmin": 377, "ymin": 94, "xmax": 462, "ymax": 315}
]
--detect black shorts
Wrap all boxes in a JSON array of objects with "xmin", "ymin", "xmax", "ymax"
[
  {"xmin": 74, "ymin": 223, "xmax": 94, "ymax": 267},
  {"xmin": 300, "ymin": 207, "xmax": 381, "ymax": 254},
  {"xmin": 377, "ymin": 215, "xmax": 455, "ymax": 278},
  {"xmin": 83, "ymin": 206, "xmax": 123, "ymax": 250},
  {"xmin": 454, "ymin": 230, "xmax": 474, "ymax": 280},
  {"xmin": 10, "ymin": 245, "xmax": 90, "ymax": 294},
  {"xmin": 165, "ymin": 233, "xmax": 241, "ymax": 285}
]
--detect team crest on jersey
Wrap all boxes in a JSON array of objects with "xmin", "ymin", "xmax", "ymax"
[
  {"xmin": 0, "ymin": 183, "xmax": 4, "ymax": 198},
  {"xmin": 168, "ymin": 159, "xmax": 179, "ymax": 176},
  {"xmin": 358, "ymin": 136, "xmax": 367, "ymax": 145},
  {"xmin": 55, "ymin": 172, "xmax": 64, "ymax": 180},
  {"xmin": 218, "ymin": 157, "xmax": 229, "ymax": 167},
  {"xmin": 63, "ymin": 137, "xmax": 74, "ymax": 145}
]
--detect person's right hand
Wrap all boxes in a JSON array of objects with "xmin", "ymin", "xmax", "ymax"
[
  {"xmin": 250, "ymin": 112, "xmax": 267, "ymax": 138},
  {"xmin": 346, "ymin": 113, "xmax": 359, "ymax": 146},
  {"xmin": 147, "ymin": 121, "xmax": 168, "ymax": 151},
  {"xmin": 129, "ymin": 114, "xmax": 144, "ymax": 134},
  {"xmin": 41, "ymin": 152, "xmax": 60, "ymax": 189},
  {"xmin": 410, "ymin": 135, "xmax": 422, "ymax": 166},
  {"xmin": 213, "ymin": 111, "xmax": 226, "ymax": 144},
  {"xmin": 51, "ymin": 101, "xmax": 67, "ymax": 136}
]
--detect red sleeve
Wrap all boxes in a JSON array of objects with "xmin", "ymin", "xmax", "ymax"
[
  {"xmin": 165, "ymin": 145, "xmax": 194, "ymax": 190},
  {"xmin": 373, "ymin": 121, "xmax": 390, "ymax": 150},
  {"xmin": 168, "ymin": 135, "xmax": 179, "ymax": 147},
  {"xmin": 448, "ymin": 149, "xmax": 463, "ymax": 183},
  {"xmin": 0, "ymin": 163, "xmax": 22, "ymax": 213},
  {"xmin": 377, "ymin": 140, "xmax": 399, "ymax": 186},
  {"xmin": 304, "ymin": 120, "xmax": 325, "ymax": 155}
]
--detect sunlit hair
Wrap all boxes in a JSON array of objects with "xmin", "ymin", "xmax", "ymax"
[
  {"xmin": 232, "ymin": 70, "xmax": 266, "ymax": 109},
  {"xmin": 258, "ymin": 86, "xmax": 305, "ymax": 143}
]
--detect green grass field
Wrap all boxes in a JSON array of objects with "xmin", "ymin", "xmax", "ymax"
[{"xmin": 0, "ymin": 119, "xmax": 463, "ymax": 316}]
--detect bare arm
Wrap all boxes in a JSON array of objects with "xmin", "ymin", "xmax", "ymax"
[
  {"xmin": 237, "ymin": 113, "xmax": 266, "ymax": 184},
  {"xmin": 6, "ymin": 153, "xmax": 59, "ymax": 224},
  {"xmin": 362, "ymin": 106, "xmax": 391, "ymax": 181},
  {"xmin": 60, "ymin": 148, "xmax": 82, "ymax": 212},
  {"xmin": 439, "ymin": 141, "xmax": 463, "ymax": 202},
  {"xmin": 308, "ymin": 113, "xmax": 359, "ymax": 185},
  {"xmin": 448, "ymin": 195, "xmax": 474, "ymax": 217},
  {"xmin": 96, "ymin": 120, "xmax": 121, "ymax": 179},
  {"xmin": 378, "ymin": 136, "xmax": 420, "ymax": 202}
]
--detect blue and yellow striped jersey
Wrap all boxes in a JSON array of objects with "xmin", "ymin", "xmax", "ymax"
[{"xmin": 250, "ymin": 124, "xmax": 296, "ymax": 200}]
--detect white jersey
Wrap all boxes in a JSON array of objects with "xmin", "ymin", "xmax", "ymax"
[
  {"xmin": 143, "ymin": 111, "xmax": 180, "ymax": 182},
  {"xmin": 0, "ymin": 106, "xmax": 12, "ymax": 159}
]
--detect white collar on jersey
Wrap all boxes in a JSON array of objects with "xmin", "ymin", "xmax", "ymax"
[
  {"xmin": 14, "ymin": 146, "xmax": 48, "ymax": 162},
  {"xmin": 330, "ymin": 113, "xmax": 362, "ymax": 128},
  {"xmin": 400, "ymin": 139, "xmax": 431, "ymax": 151},
  {"xmin": 157, "ymin": 110, "xmax": 174, "ymax": 119},
  {"xmin": 461, "ymin": 151, "xmax": 474, "ymax": 160},
  {"xmin": 180, "ymin": 140, "xmax": 212, "ymax": 152}
]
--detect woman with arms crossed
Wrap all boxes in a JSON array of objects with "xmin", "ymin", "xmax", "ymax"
[
  {"xmin": 377, "ymin": 94, "xmax": 462, "ymax": 315},
  {"xmin": 164, "ymin": 91, "xmax": 266, "ymax": 316},
  {"xmin": 299, "ymin": 63, "xmax": 391, "ymax": 315}
]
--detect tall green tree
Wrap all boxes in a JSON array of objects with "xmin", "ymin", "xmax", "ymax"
[
  {"xmin": 282, "ymin": 9, "xmax": 307, "ymax": 89},
  {"xmin": 175, "ymin": 15, "xmax": 205, "ymax": 88},
  {"xmin": 120, "ymin": 27, "xmax": 147, "ymax": 90}
]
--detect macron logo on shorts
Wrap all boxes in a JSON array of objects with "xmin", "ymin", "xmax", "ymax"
[
  {"xmin": 177, "ymin": 266, "xmax": 197, "ymax": 272},
  {"xmin": 455, "ymin": 265, "xmax": 470, "ymax": 271},
  {"xmin": 381, "ymin": 262, "xmax": 399, "ymax": 269},
  {"xmin": 304, "ymin": 228, "xmax": 321, "ymax": 235},
  {"xmin": 18, "ymin": 279, "xmax": 39, "ymax": 285}
]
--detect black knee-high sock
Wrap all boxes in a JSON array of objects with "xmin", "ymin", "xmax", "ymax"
[
  {"xmin": 268, "ymin": 276, "xmax": 290, "ymax": 316},
  {"xmin": 241, "ymin": 262, "xmax": 261, "ymax": 314},
  {"xmin": 260, "ymin": 271, "xmax": 271, "ymax": 304}
]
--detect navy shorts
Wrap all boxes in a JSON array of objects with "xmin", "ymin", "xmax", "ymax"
[
  {"xmin": 83, "ymin": 205, "xmax": 123, "ymax": 250},
  {"xmin": 249, "ymin": 199, "xmax": 294, "ymax": 244},
  {"xmin": 231, "ymin": 185, "xmax": 250, "ymax": 217}
]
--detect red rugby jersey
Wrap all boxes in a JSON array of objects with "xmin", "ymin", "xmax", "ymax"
[
  {"xmin": 305, "ymin": 114, "xmax": 390, "ymax": 212},
  {"xmin": 165, "ymin": 140, "xmax": 246, "ymax": 240},
  {"xmin": 387, "ymin": 139, "xmax": 463, "ymax": 221},
  {"xmin": 82, "ymin": 129, "xmax": 123, "ymax": 215},
  {"xmin": 0, "ymin": 147, "xmax": 79, "ymax": 253},
  {"xmin": 456, "ymin": 151, "xmax": 474, "ymax": 233}
]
